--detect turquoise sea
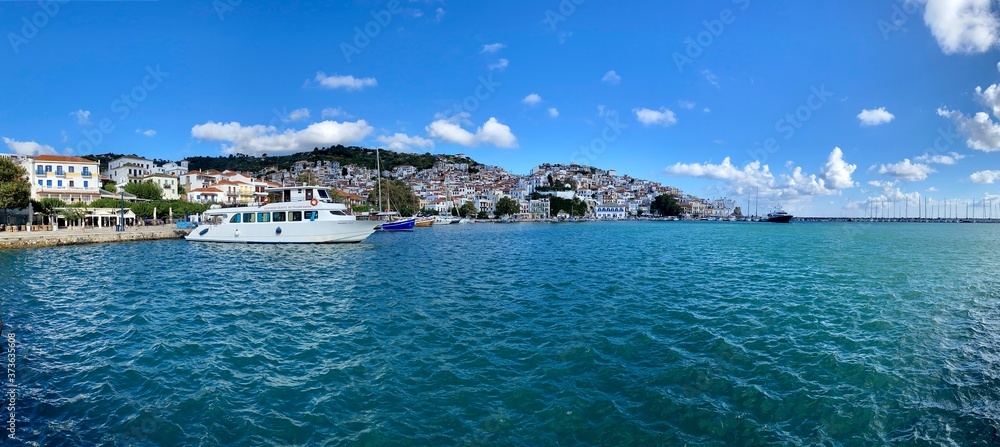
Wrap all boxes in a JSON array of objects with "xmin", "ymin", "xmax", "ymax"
[{"xmin": 2, "ymin": 222, "xmax": 1000, "ymax": 446}]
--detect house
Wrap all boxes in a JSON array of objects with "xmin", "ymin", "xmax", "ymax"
[
  {"xmin": 106, "ymin": 156, "xmax": 154, "ymax": 192},
  {"xmin": 187, "ymin": 187, "xmax": 223, "ymax": 204},
  {"xmin": 594, "ymin": 203, "xmax": 627, "ymax": 220},
  {"xmin": 20, "ymin": 155, "xmax": 101, "ymax": 203},
  {"xmin": 144, "ymin": 173, "xmax": 180, "ymax": 200}
]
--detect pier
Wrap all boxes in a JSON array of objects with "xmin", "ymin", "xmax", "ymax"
[{"xmin": 0, "ymin": 226, "xmax": 190, "ymax": 250}]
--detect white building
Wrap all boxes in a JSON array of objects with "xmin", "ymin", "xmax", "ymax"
[
  {"xmin": 106, "ymin": 156, "xmax": 154, "ymax": 192},
  {"xmin": 144, "ymin": 173, "xmax": 180, "ymax": 200},
  {"xmin": 594, "ymin": 203, "xmax": 627, "ymax": 220},
  {"xmin": 20, "ymin": 155, "xmax": 101, "ymax": 203}
]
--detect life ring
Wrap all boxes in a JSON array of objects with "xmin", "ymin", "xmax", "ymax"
[{"xmin": 310, "ymin": 198, "xmax": 318, "ymax": 207}]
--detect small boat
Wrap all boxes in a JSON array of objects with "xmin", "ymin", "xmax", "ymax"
[
  {"xmin": 765, "ymin": 209, "xmax": 793, "ymax": 223},
  {"xmin": 378, "ymin": 218, "xmax": 416, "ymax": 231},
  {"xmin": 414, "ymin": 216, "xmax": 435, "ymax": 227},
  {"xmin": 185, "ymin": 186, "xmax": 383, "ymax": 244}
]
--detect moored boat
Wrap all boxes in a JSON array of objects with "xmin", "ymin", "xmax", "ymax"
[
  {"xmin": 185, "ymin": 186, "xmax": 383, "ymax": 244},
  {"xmin": 765, "ymin": 209, "xmax": 793, "ymax": 223}
]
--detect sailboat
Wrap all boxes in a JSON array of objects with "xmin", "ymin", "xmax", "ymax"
[{"xmin": 374, "ymin": 148, "xmax": 416, "ymax": 232}]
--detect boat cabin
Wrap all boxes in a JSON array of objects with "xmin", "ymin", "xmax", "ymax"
[{"xmin": 268, "ymin": 186, "xmax": 336, "ymax": 204}]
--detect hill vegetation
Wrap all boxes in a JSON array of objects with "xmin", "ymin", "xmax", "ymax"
[{"xmin": 182, "ymin": 146, "xmax": 480, "ymax": 174}]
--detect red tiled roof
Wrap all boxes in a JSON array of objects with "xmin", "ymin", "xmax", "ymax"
[{"xmin": 34, "ymin": 155, "xmax": 95, "ymax": 163}]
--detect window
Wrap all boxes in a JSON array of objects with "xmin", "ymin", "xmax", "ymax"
[
  {"xmin": 68, "ymin": 166, "xmax": 74, "ymax": 173},
  {"xmin": 242, "ymin": 213, "xmax": 255, "ymax": 223},
  {"xmin": 83, "ymin": 181, "xmax": 88, "ymax": 188},
  {"xmin": 272, "ymin": 212, "xmax": 286, "ymax": 222},
  {"xmin": 257, "ymin": 212, "xmax": 270, "ymax": 223},
  {"xmin": 45, "ymin": 165, "xmax": 51, "ymax": 172},
  {"xmin": 329, "ymin": 210, "xmax": 348, "ymax": 216},
  {"xmin": 46, "ymin": 180, "xmax": 52, "ymax": 187},
  {"xmin": 289, "ymin": 211, "xmax": 302, "ymax": 222},
  {"xmin": 37, "ymin": 180, "xmax": 42, "ymax": 186},
  {"xmin": 69, "ymin": 181, "xmax": 74, "ymax": 187},
  {"xmin": 304, "ymin": 211, "xmax": 317, "ymax": 221},
  {"xmin": 57, "ymin": 180, "xmax": 62, "ymax": 187},
  {"xmin": 318, "ymin": 189, "xmax": 330, "ymax": 199},
  {"xmin": 230, "ymin": 214, "xmax": 241, "ymax": 223}
]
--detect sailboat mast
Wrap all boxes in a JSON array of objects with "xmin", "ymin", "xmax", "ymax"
[{"xmin": 376, "ymin": 148, "xmax": 383, "ymax": 213}]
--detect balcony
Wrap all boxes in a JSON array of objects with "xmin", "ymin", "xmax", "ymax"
[
  {"xmin": 35, "ymin": 168, "xmax": 44, "ymax": 175},
  {"xmin": 55, "ymin": 170, "xmax": 66, "ymax": 177},
  {"xmin": 81, "ymin": 171, "xmax": 92, "ymax": 178}
]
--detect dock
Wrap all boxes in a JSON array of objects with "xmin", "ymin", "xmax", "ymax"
[{"xmin": 0, "ymin": 226, "xmax": 190, "ymax": 250}]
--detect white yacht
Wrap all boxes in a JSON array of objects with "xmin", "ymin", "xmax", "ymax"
[{"xmin": 185, "ymin": 186, "xmax": 383, "ymax": 244}]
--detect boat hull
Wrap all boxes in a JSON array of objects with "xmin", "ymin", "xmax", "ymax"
[
  {"xmin": 378, "ymin": 218, "xmax": 416, "ymax": 232},
  {"xmin": 186, "ymin": 219, "xmax": 379, "ymax": 243},
  {"xmin": 765, "ymin": 215, "xmax": 793, "ymax": 223}
]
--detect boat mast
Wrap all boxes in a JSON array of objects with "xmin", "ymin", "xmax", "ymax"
[{"xmin": 376, "ymin": 147, "xmax": 383, "ymax": 213}]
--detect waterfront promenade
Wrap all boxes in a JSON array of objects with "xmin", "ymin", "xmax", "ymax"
[{"xmin": 0, "ymin": 225, "xmax": 190, "ymax": 250}]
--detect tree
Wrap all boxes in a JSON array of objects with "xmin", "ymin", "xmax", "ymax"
[
  {"xmin": 366, "ymin": 178, "xmax": 419, "ymax": 216},
  {"xmin": 458, "ymin": 201, "xmax": 477, "ymax": 218},
  {"xmin": 495, "ymin": 197, "xmax": 519, "ymax": 217},
  {"xmin": 177, "ymin": 184, "xmax": 186, "ymax": 196},
  {"xmin": 476, "ymin": 211, "xmax": 489, "ymax": 219},
  {"xmin": 103, "ymin": 179, "xmax": 117, "ymax": 192},
  {"xmin": 125, "ymin": 180, "xmax": 163, "ymax": 201},
  {"xmin": 652, "ymin": 194, "xmax": 682, "ymax": 216},
  {"xmin": 0, "ymin": 158, "xmax": 30, "ymax": 224}
]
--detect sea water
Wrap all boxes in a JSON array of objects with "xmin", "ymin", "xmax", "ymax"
[{"xmin": 2, "ymin": 222, "xmax": 999, "ymax": 446}]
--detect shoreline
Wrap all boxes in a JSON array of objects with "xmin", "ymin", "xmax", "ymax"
[{"xmin": 0, "ymin": 226, "xmax": 190, "ymax": 251}]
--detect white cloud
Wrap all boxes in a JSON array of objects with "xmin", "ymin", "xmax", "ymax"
[
  {"xmin": 425, "ymin": 116, "xmax": 518, "ymax": 149},
  {"xmin": 435, "ymin": 7, "xmax": 445, "ymax": 21},
  {"xmin": 481, "ymin": 43, "xmax": 506, "ymax": 53},
  {"xmin": 915, "ymin": 151, "xmax": 965, "ymax": 164},
  {"xmin": 878, "ymin": 158, "xmax": 935, "ymax": 181},
  {"xmin": 476, "ymin": 117, "xmax": 518, "ymax": 148},
  {"xmin": 922, "ymin": 0, "xmax": 999, "ymax": 54},
  {"xmin": 191, "ymin": 120, "xmax": 374, "ymax": 156},
  {"xmin": 548, "ymin": 107, "xmax": 559, "ymax": 118},
  {"xmin": 522, "ymin": 93, "xmax": 542, "ymax": 106},
  {"xmin": 426, "ymin": 119, "xmax": 477, "ymax": 147},
  {"xmin": 971, "ymin": 169, "xmax": 1000, "ymax": 183},
  {"xmin": 703, "ymin": 107, "xmax": 712, "ymax": 113},
  {"xmin": 821, "ymin": 147, "xmax": 858, "ymax": 189},
  {"xmin": 601, "ymin": 70, "xmax": 621, "ymax": 86},
  {"xmin": 633, "ymin": 107, "xmax": 677, "ymax": 127},
  {"xmin": 927, "ymin": 186, "xmax": 939, "ymax": 192},
  {"xmin": 857, "ymin": 107, "xmax": 895, "ymax": 126},
  {"xmin": 975, "ymin": 76, "xmax": 1000, "ymax": 119},
  {"xmin": 376, "ymin": 133, "xmax": 434, "ymax": 152},
  {"xmin": 3, "ymin": 137, "xmax": 56, "ymax": 155},
  {"xmin": 286, "ymin": 108, "xmax": 311, "ymax": 122},
  {"xmin": 70, "ymin": 110, "xmax": 91, "ymax": 126},
  {"xmin": 487, "ymin": 58, "xmax": 509, "ymax": 71},
  {"xmin": 665, "ymin": 148, "xmax": 856, "ymax": 206},
  {"xmin": 663, "ymin": 147, "xmax": 856, "ymax": 202},
  {"xmin": 321, "ymin": 107, "xmax": 346, "ymax": 119},
  {"xmin": 312, "ymin": 72, "xmax": 377, "ymax": 91},
  {"xmin": 678, "ymin": 100, "xmax": 696, "ymax": 110},
  {"xmin": 938, "ymin": 107, "xmax": 1000, "ymax": 151},
  {"xmin": 702, "ymin": 69, "xmax": 720, "ymax": 88},
  {"xmin": 135, "ymin": 129, "xmax": 156, "ymax": 137}
]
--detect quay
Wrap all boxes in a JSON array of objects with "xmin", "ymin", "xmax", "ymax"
[{"xmin": 0, "ymin": 226, "xmax": 190, "ymax": 250}]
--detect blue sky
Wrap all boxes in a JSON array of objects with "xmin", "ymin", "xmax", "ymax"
[{"xmin": 2, "ymin": 0, "xmax": 1000, "ymax": 216}]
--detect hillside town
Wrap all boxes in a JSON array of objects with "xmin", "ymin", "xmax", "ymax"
[{"xmin": 1, "ymin": 152, "xmax": 738, "ymax": 222}]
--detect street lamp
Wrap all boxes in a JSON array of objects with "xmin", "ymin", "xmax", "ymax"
[{"xmin": 118, "ymin": 189, "xmax": 125, "ymax": 231}]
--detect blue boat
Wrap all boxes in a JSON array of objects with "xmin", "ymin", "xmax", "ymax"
[{"xmin": 377, "ymin": 217, "xmax": 416, "ymax": 231}]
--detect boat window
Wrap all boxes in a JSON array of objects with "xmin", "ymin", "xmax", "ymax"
[
  {"xmin": 257, "ymin": 212, "xmax": 270, "ymax": 223},
  {"xmin": 318, "ymin": 189, "xmax": 330, "ymax": 199},
  {"xmin": 289, "ymin": 211, "xmax": 302, "ymax": 222},
  {"xmin": 243, "ymin": 212, "xmax": 255, "ymax": 223},
  {"xmin": 272, "ymin": 212, "xmax": 286, "ymax": 222},
  {"xmin": 305, "ymin": 189, "xmax": 314, "ymax": 200},
  {"xmin": 329, "ymin": 210, "xmax": 348, "ymax": 216},
  {"xmin": 305, "ymin": 211, "xmax": 317, "ymax": 221},
  {"xmin": 229, "ymin": 214, "xmax": 241, "ymax": 223}
]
